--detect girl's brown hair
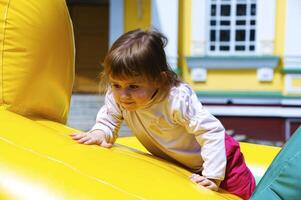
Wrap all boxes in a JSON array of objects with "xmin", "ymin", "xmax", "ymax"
[{"xmin": 100, "ymin": 29, "xmax": 180, "ymax": 95}]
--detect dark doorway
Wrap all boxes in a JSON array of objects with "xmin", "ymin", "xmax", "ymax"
[{"xmin": 67, "ymin": 0, "xmax": 109, "ymax": 93}]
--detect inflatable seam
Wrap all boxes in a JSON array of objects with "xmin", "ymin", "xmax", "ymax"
[{"xmin": 0, "ymin": 0, "xmax": 11, "ymax": 105}]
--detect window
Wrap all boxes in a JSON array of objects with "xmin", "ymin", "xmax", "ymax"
[{"xmin": 208, "ymin": 0, "xmax": 257, "ymax": 54}]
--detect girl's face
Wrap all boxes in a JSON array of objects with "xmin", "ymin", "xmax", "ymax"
[{"xmin": 109, "ymin": 76, "xmax": 158, "ymax": 111}]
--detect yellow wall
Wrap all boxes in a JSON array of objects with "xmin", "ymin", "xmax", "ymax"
[
  {"xmin": 184, "ymin": 68, "xmax": 283, "ymax": 94},
  {"xmin": 180, "ymin": 0, "xmax": 285, "ymax": 93},
  {"xmin": 273, "ymin": 0, "xmax": 287, "ymax": 94},
  {"xmin": 178, "ymin": 0, "xmax": 191, "ymax": 80},
  {"xmin": 124, "ymin": 0, "xmax": 151, "ymax": 32},
  {"xmin": 274, "ymin": 0, "xmax": 286, "ymax": 57},
  {"xmin": 190, "ymin": 70, "xmax": 282, "ymax": 92},
  {"xmin": 275, "ymin": 0, "xmax": 286, "ymax": 94}
]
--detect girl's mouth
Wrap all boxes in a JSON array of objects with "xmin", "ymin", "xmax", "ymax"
[{"xmin": 121, "ymin": 101, "xmax": 134, "ymax": 106}]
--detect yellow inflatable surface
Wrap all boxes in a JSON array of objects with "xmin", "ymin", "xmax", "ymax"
[
  {"xmin": 0, "ymin": 109, "xmax": 280, "ymax": 200},
  {"xmin": 0, "ymin": 0, "xmax": 280, "ymax": 199},
  {"xmin": 0, "ymin": 0, "xmax": 74, "ymax": 124}
]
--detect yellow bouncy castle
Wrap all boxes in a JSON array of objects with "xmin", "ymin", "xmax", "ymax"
[{"xmin": 0, "ymin": 0, "xmax": 279, "ymax": 199}]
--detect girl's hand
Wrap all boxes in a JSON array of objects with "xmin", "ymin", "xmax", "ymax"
[
  {"xmin": 70, "ymin": 130, "xmax": 113, "ymax": 148},
  {"xmin": 189, "ymin": 173, "xmax": 219, "ymax": 191}
]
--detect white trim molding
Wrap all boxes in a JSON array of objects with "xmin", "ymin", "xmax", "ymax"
[
  {"xmin": 190, "ymin": 0, "xmax": 207, "ymax": 55},
  {"xmin": 257, "ymin": 68, "xmax": 274, "ymax": 82},
  {"xmin": 151, "ymin": 0, "xmax": 179, "ymax": 70},
  {"xmin": 186, "ymin": 56, "xmax": 279, "ymax": 69},
  {"xmin": 257, "ymin": 0, "xmax": 276, "ymax": 55},
  {"xmin": 191, "ymin": 68, "xmax": 207, "ymax": 82},
  {"xmin": 283, "ymin": 0, "xmax": 301, "ymax": 76},
  {"xmin": 283, "ymin": 56, "xmax": 301, "ymax": 68},
  {"xmin": 283, "ymin": 55, "xmax": 301, "ymax": 73},
  {"xmin": 205, "ymin": 105, "xmax": 301, "ymax": 118},
  {"xmin": 285, "ymin": 74, "xmax": 301, "ymax": 94},
  {"xmin": 285, "ymin": 0, "xmax": 301, "ymax": 55}
]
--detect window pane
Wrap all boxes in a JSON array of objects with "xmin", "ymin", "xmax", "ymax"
[
  {"xmin": 236, "ymin": 20, "xmax": 246, "ymax": 25},
  {"xmin": 235, "ymin": 46, "xmax": 245, "ymax": 51},
  {"xmin": 251, "ymin": 4, "xmax": 256, "ymax": 16},
  {"xmin": 211, "ymin": 5, "xmax": 216, "ymax": 16},
  {"xmin": 208, "ymin": 1, "xmax": 257, "ymax": 53},
  {"xmin": 221, "ymin": 5, "xmax": 231, "ymax": 16},
  {"xmin": 210, "ymin": 30, "xmax": 216, "ymax": 41},
  {"xmin": 220, "ymin": 45, "xmax": 230, "ymax": 51},
  {"xmin": 220, "ymin": 20, "xmax": 230, "ymax": 26},
  {"xmin": 235, "ymin": 30, "xmax": 245, "ymax": 41},
  {"xmin": 220, "ymin": 30, "xmax": 230, "ymax": 41},
  {"xmin": 236, "ymin": 4, "xmax": 246, "ymax": 16},
  {"xmin": 250, "ymin": 29, "xmax": 255, "ymax": 41}
]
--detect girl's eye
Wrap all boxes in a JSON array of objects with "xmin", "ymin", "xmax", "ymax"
[
  {"xmin": 112, "ymin": 84, "xmax": 121, "ymax": 89},
  {"xmin": 129, "ymin": 85, "xmax": 139, "ymax": 89}
]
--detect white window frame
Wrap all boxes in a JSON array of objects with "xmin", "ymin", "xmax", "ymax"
[
  {"xmin": 285, "ymin": 74, "xmax": 301, "ymax": 94},
  {"xmin": 207, "ymin": 0, "xmax": 257, "ymax": 55}
]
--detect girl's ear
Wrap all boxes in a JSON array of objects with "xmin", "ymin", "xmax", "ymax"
[
  {"xmin": 157, "ymin": 71, "xmax": 169, "ymax": 88},
  {"xmin": 160, "ymin": 71, "xmax": 168, "ymax": 79}
]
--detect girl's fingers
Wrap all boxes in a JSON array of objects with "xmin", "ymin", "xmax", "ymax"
[
  {"xmin": 189, "ymin": 173, "xmax": 200, "ymax": 179},
  {"xmin": 70, "ymin": 132, "xmax": 111, "ymax": 147},
  {"xmin": 197, "ymin": 179, "xmax": 218, "ymax": 191},
  {"xmin": 190, "ymin": 174, "xmax": 206, "ymax": 183},
  {"xmin": 189, "ymin": 174, "xmax": 219, "ymax": 191},
  {"xmin": 69, "ymin": 132, "xmax": 82, "ymax": 136},
  {"xmin": 100, "ymin": 140, "xmax": 113, "ymax": 148},
  {"xmin": 77, "ymin": 136, "xmax": 90, "ymax": 144},
  {"xmin": 84, "ymin": 138, "xmax": 96, "ymax": 145},
  {"xmin": 198, "ymin": 179, "xmax": 211, "ymax": 187},
  {"xmin": 206, "ymin": 184, "xmax": 218, "ymax": 191},
  {"xmin": 70, "ymin": 133, "xmax": 85, "ymax": 140},
  {"xmin": 189, "ymin": 173, "xmax": 197, "ymax": 179}
]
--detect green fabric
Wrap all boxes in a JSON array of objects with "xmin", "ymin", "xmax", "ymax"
[{"xmin": 251, "ymin": 127, "xmax": 301, "ymax": 200}]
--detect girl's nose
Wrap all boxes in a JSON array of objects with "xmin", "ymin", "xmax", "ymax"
[{"xmin": 119, "ymin": 88, "xmax": 131, "ymax": 99}]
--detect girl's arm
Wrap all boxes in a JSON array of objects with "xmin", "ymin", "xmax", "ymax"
[
  {"xmin": 171, "ymin": 85, "xmax": 226, "ymax": 182},
  {"xmin": 90, "ymin": 89, "xmax": 123, "ymax": 144}
]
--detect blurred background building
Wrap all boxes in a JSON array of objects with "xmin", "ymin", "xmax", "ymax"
[{"xmin": 66, "ymin": 0, "xmax": 301, "ymax": 146}]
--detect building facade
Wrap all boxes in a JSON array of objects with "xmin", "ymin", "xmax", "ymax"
[{"xmin": 67, "ymin": 0, "xmax": 301, "ymax": 143}]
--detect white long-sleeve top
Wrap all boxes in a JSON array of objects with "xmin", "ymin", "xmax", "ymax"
[{"xmin": 91, "ymin": 83, "xmax": 227, "ymax": 180}]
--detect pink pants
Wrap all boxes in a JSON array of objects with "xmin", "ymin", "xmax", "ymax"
[{"xmin": 220, "ymin": 134, "xmax": 256, "ymax": 200}]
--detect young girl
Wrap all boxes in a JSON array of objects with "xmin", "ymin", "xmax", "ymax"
[{"xmin": 70, "ymin": 29, "xmax": 255, "ymax": 199}]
